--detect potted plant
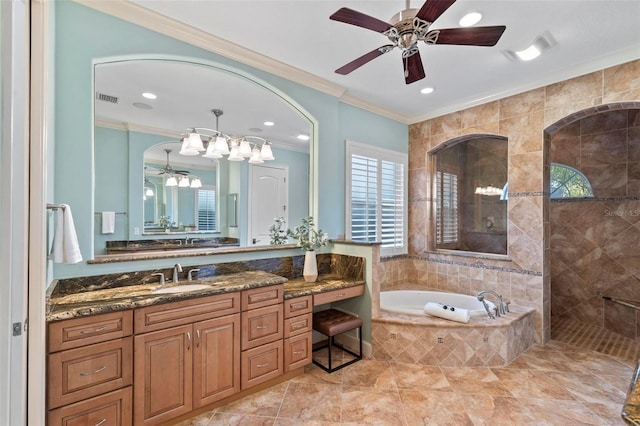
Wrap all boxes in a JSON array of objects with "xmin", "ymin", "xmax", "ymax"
[
  {"xmin": 268, "ymin": 216, "xmax": 291, "ymax": 245},
  {"xmin": 290, "ymin": 216, "xmax": 328, "ymax": 282}
]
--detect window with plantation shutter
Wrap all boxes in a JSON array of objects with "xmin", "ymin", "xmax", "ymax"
[
  {"xmin": 346, "ymin": 141, "xmax": 407, "ymax": 256},
  {"xmin": 435, "ymin": 171, "xmax": 458, "ymax": 245},
  {"xmin": 196, "ymin": 188, "xmax": 217, "ymax": 232}
]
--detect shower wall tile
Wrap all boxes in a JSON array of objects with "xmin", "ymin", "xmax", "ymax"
[
  {"xmin": 545, "ymin": 70, "xmax": 602, "ymax": 109},
  {"xmin": 603, "ymin": 59, "xmax": 640, "ymax": 94},
  {"xmin": 500, "ymin": 110, "xmax": 544, "ymax": 154},
  {"xmin": 499, "ymin": 87, "xmax": 545, "ymax": 120},
  {"xmin": 431, "ymin": 111, "xmax": 462, "ymax": 135},
  {"xmin": 461, "ymin": 101, "xmax": 499, "ymax": 129}
]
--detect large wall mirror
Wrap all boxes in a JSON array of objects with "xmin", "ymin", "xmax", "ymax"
[
  {"xmin": 431, "ymin": 135, "xmax": 508, "ymax": 255},
  {"xmin": 93, "ymin": 59, "xmax": 312, "ymax": 255}
]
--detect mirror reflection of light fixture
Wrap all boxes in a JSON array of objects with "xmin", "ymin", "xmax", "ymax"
[
  {"xmin": 166, "ymin": 176, "xmax": 178, "ymax": 187},
  {"xmin": 179, "ymin": 109, "xmax": 276, "ymax": 163},
  {"xmin": 190, "ymin": 177, "xmax": 202, "ymax": 188},
  {"xmin": 178, "ymin": 175, "xmax": 190, "ymax": 187},
  {"xmin": 143, "ymin": 177, "xmax": 155, "ymax": 197},
  {"xmin": 474, "ymin": 185, "xmax": 504, "ymax": 196}
]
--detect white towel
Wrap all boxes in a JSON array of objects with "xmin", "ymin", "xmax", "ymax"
[
  {"xmin": 50, "ymin": 204, "xmax": 83, "ymax": 264},
  {"xmin": 424, "ymin": 302, "xmax": 470, "ymax": 323},
  {"xmin": 101, "ymin": 211, "xmax": 116, "ymax": 234}
]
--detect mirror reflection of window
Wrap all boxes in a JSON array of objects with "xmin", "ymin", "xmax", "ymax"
[
  {"xmin": 432, "ymin": 135, "xmax": 508, "ymax": 256},
  {"xmin": 196, "ymin": 188, "xmax": 217, "ymax": 232}
]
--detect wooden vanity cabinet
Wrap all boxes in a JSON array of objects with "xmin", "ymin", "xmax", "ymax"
[
  {"xmin": 133, "ymin": 293, "xmax": 241, "ymax": 425},
  {"xmin": 47, "ymin": 310, "xmax": 134, "ymax": 426},
  {"xmin": 283, "ymin": 295, "xmax": 313, "ymax": 373}
]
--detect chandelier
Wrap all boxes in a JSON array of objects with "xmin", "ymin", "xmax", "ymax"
[{"xmin": 178, "ymin": 109, "xmax": 275, "ymax": 164}]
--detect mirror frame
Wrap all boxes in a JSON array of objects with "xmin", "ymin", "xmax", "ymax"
[{"xmin": 92, "ymin": 55, "xmax": 319, "ymax": 258}]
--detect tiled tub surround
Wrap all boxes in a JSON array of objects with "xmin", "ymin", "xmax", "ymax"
[
  {"xmin": 407, "ymin": 58, "xmax": 640, "ymax": 345},
  {"xmin": 372, "ymin": 292, "xmax": 535, "ymax": 367}
]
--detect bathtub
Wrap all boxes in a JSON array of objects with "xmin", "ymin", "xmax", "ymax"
[{"xmin": 380, "ymin": 290, "xmax": 494, "ymax": 317}]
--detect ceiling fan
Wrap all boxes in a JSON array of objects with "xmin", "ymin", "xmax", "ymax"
[
  {"xmin": 154, "ymin": 149, "xmax": 190, "ymax": 176},
  {"xmin": 330, "ymin": 0, "xmax": 506, "ymax": 84}
]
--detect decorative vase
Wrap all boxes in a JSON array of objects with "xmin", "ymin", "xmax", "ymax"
[{"xmin": 303, "ymin": 250, "xmax": 318, "ymax": 283}]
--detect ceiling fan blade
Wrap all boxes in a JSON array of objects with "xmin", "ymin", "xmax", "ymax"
[
  {"xmin": 404, "ymin": 52, "xmax": 426, "ymax": 85},
  {"xmin": 330, "ymin": 7, "xmax": 392, "ymax": 33},
  {"xmin": 432, "ymin": 26, "xmax": 507, "ymax": 46},
  {"xmin": 335, "ymin": 45, "xmax": 394, "ymax": 75},
  {"xmin": 416, "ymin": 0, "xmax": 457, "ymax": 23}
]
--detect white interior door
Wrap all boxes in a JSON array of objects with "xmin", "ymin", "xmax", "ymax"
[{"xmin": 249, "ymin": 165, "xmax": 288, "ymax": 246}]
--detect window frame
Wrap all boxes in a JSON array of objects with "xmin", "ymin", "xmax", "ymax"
[{"xmin": 345, "ymin": 140, "xmax": 408, "ymax": 256}]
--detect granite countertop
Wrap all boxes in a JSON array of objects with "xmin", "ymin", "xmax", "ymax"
[
  {"xmin": 622, "ymin": 363, "xmax": 640, "ymax": 425},
  {"xmin": 47, "ymin": 271, "xmax": 365, "ymax": 322}
]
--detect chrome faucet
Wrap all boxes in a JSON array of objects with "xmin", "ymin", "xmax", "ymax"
[
  {"xmin": 187, "ymin": 268, "xmax": 200, "ymax": 281},
  {"xmin": 145, "ymin": 272, "xmax": 166, "ymax": 287},
  {"xmin": 173, "ymin": 263, "xmax": 183, "ymax": 282},
  {"xmin": 476, "ymin": 289, "xmax": 507, "ymax": 319}
]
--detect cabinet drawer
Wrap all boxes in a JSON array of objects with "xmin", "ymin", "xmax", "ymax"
[
  {"xmin": 49, "ymin": 311, "xmax": 133, "ymax": 353},
  {"xmin": 313, "ymin": 285, "xmax": 364, "ymax": 306},
  {"xmin": 134, "ymin": 292, "xmax": 240, "ymax": 334},
  {"xmin": 241, "ymin": 304, "xmax": 283, "ymax": 350},
  {"xmin": 284, "ymin": 332, "xmax": 312, "ymax": 373},
  {"xmin": 241, "ymin": 340, "xmax": 283, "ymax": 390},
  {"xmin": 284, "ymin": 296, "xmax": 312, "ymax": 318},
  {"xmin": 241, "ymin": 285, "xmax": 283, "ymax": 311},
  {"xmin": 283, "ymin": 313, "xmax": 312, "ymax": 338},
  {"xmin": 48, "ymin": 337, "xmax": 133, "ymax": 409},
  {"xmin": 48, "ymin": 386, "xmax": 132, "ymax": 426}
]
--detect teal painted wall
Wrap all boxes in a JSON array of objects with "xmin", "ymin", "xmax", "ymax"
[{"xmin": 52, "ymin": 1, "xmax": 407, "ymax": 278}]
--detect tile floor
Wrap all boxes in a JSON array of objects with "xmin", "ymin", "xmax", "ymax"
[{"xmin": 177, "ymin": 339, "xmax": 635, "ymax": 425}]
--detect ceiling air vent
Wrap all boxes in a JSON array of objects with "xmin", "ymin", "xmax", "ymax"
[{"xmin": 95, "ymin": 92, "xmax": 118, "ymax": 104}]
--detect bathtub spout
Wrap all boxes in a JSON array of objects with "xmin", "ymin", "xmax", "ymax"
[{"xmin": 476, "ymin": 290, "xmax": 506, "ymax": 318}]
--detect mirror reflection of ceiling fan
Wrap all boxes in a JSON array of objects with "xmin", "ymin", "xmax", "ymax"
[
  {"xmin": 149, "ymin": 149, "xmax": 190, "ymax": 176},
  {"xmin": 330, "ymin": 0, "xmax": 506, "ymax": 84}
]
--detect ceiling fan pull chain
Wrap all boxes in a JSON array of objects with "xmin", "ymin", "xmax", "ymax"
[{"xmin": 404, "ymin": 56, "xmax": 409, "ymax": 78}]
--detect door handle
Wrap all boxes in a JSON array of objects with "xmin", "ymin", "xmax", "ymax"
[{"xmin": 252, "ymin": 238, "xmax": 261, "ymax": 244}]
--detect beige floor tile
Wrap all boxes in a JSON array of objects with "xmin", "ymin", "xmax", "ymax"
[
  {"xmin": 274, "ymin": 419, "xmax": 341, "ymax": 426},
  {"xmin": 216, "ymin": 381, "xmax": 288, "ymax": 417},
  {"xmin": 546, "ymin": 371, "xmax": 628, "ymax": 404},
  {"xmin": 341, "ymin": 386, "xmax": 406, "ymax": 425},
  {"xmin": 441, "ymin": 366, "xmax": 512, "ymax": 396},
  {"xmin": 455, "ymin": 393, "xmax": 533, "ymax": 426},
  {"xmin": 342, "ymin": 360, "xmax": 396, "ymax": 388},
  {"xmin": 584, "ymin": 402, "xmax": 628, "ymax": 425},
  {"xmin": 205, "ymin": 413, "xmax": 276, "ymax": 425},
  {"xmin": 291, "ymin": 363, "xmax": 343, "ymax": 385},
  {"xmin": 391, "ymin": 362, "xmax": 451, "ymax": 390},
  {"xmin": 399, "ymin": 389, "xmax": 473, "ymax": 426},
  {"xmin": 519, "ymin": 398, "xmax": 614, "ymax": 425},
  {"xmin": 492, "ymin": 368, "xmax": 576, "ymax": 400},
  {"xmin": 276, "ymin": 382, "xmax": 342, "ymax": 422},
  {"xmin": 173, "ymin": 411, "xmax": 215, "ymax": 426}
]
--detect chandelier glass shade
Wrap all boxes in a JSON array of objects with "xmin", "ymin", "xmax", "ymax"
[
  {"xmin": 165, "ymin": 174, "xmax": 202, "ymax": 189},
  {"xmin": 178, "ymin": 109, "xmax": 275, "ymax": 164}
]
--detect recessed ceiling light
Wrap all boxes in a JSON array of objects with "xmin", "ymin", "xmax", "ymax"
[
  {"xmin": 420, "ymin": 87, "xmax": 435, "ymax": 95},
  {"xmin": 264, "ymin": 121, "xmax": 275, "ymax": 126},
  {"xmin": 459, "ymin": 12, "xmax": 482, "ymax": 27},
  {"xmin": 297, "ymin": 134, "xmax": 310, "ymax": 141},
  {"xmin": 142, "ymin": 92, "xmax": 157, "ymax": 100}
]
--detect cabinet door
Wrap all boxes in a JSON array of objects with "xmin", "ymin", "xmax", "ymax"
[
  {"xmin": 241, "ymin": 304, "xmax": 283, "ymax": 350},
  {"xmin": 134, "ymin": 325, "xmax": 192, "ymax": 425},
  {"xmin": 284, "ymin": 332, "xmax": 313, "ymax": 373},
  {"xmin": 48, "ymin": 387, "xmax": 132, "ymax": 426},
  {"xmin": 193, "ymin": 314, "xmax": 240, "ymax": 408}
]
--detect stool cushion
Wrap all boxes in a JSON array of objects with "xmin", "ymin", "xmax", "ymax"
[{"xmin": 313, "ymin": 309, "xmax": 363, "ymax": 336}]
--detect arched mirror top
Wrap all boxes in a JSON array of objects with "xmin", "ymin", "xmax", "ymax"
[{"xmin": 93, "ymin": 57, "xmax": 316, "ymax": 258}]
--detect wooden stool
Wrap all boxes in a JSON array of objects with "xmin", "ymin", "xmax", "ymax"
[{"xmin": 312, "ymin": 309, "xmax": 363, "ymax": 373}]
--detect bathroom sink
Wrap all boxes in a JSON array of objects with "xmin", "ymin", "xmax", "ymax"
[{"xmin": 152, "ymin": 284, "xmax": 211, "ymax": 294}]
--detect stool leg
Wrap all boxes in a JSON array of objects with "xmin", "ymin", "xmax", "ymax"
[
  {"xmin": 359, "ymin": 326, "xmax": 362, "ymax": 359},
  {"xmin": 328, "ymin": 335, "xmax": 333, "ymax": 371}
]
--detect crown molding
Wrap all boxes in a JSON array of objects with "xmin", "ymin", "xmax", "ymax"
[
  {"xmin": 74, "ymin": 0, "xmax": 411, "ymax": 125},
  {"xmin": 94, "ymin": 118, "xmax": 182, "ymax": 139},
  {"xmin": 407, "ymin": 45, "xmax": 640, "ymax": 124}
]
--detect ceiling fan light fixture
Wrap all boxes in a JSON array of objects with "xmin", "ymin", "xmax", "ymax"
[
  {"xmin": 166, "ymin": 176, "xmax": 178, "ymax": 187},
  {"xmin": 145, "ymin": 187, "xmax": 154, "ymax": 197},
  {"xmin": 459, "ymin": 12, "xmax": 482, "ymax": 27},
  {"xmin": 178, "ymin": 175, "xmax": 191, "ymax": 187}
]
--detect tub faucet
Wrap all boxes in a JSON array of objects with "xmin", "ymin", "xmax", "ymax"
[
  {"xmin": 476, "ymin": 290, "xmax": 507, "ymax": 319},
  {"xmin": 173, "ymin": 263, "xmax": 183, "ymax": 282}
]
